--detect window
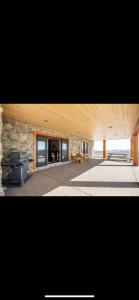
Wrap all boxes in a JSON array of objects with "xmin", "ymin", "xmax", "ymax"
[{"xmin": 83, "ymin": 142, "xmax": 88, "ymax": 154}]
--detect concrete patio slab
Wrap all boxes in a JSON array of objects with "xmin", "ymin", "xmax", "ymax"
[
  {"xmin": 43, "ymin": 186, "xmax": 88, "ymax": 196},
  {"xmin": 4, "ymin": 159, "xmax": 139, "ymax": 196},
  {"xmin": 133, "ymin": 166, "xmax": 139, "ymax": 183},
  {"xmin": 70, "ymin": 186, "xmax": 139, "ymax": 196},
  {"xmin": 44, "ymin": 186, "xmax": 139, "ymax": 196},
  {"xmin": 71, "ymin": 164, "xmax": 136, "ymax": 183}
]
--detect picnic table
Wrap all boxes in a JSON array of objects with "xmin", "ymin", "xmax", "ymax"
[{"xmin": 107, "ymin": 153, "xmax": 132, "ymax": 162}]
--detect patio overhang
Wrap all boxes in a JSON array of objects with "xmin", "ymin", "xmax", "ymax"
[
  {"xmin": 1, "ymin": 103, "xmax": 139, "ymax": 196},
  {"xmin": 0, "ymin": 104, "xmax": 139, "ymax": 195},
  {"xmin": 2, "ymin": 103, "xmax": 139, "ymax": 140}
]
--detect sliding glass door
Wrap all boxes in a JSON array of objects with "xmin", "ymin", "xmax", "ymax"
[
  {"xmin": 36, "ymin": 136, "xmax": 47, "ymax": 167},
  {"xmin": 36, "ymin": 135, "xmax": 69, "ymax": 167},
  {"xmin": 61, "ymin": 139, "xmax": 68, "ymax": 162}
]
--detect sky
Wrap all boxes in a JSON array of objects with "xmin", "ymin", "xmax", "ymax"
[{"xmin": 94, "ymin": 139, "xmax": 130, "ymax": 151}]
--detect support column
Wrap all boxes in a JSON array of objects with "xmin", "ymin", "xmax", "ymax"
[
  {"xmin": 137, "ymin": 133, "xmax": 139, "ymax": 166},
  {"xmin": 92, "ymin": 140, "xmax": 95, "ymax": 158},
  {"xmin": 103, "ymin": 140, "xmax": 106, "ymax": 159},
  {"xmin": 131, "ymin": 135, "xmax": 139, "ymax": 166},
  {"xmin": 131, "ymin": 118, "xmax": 139, "ymax": 166},
  {"xmin": 131, "ymin": 136, "xmax": 135, "ymax": 164},
  {"xmin": 0, "ymin": 104, "xmax": 4, "ymax": 196}
]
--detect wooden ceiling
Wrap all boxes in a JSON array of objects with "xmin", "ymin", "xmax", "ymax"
[{"xmin": 2, "ymin": 104, "xmax": 139, "ymax": 140}]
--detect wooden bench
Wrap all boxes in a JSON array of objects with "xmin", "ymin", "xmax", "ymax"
[
  {"xmin": 75, "ymin": 154, "xmax": 84, "ymax": 163},
  {"xmin": 71, "ymin": 154, "xmax": 77, "ymax": 162},
  {"xmin": 83, "ymin": 154, "xmax": 89, "ymax": 161},
  {"xmin": 71, "ymin": 153, "xmax": 89, "ymax": 163},
  {"xmin": 71, "ymin": 153, "xmax": 84, "ymax": 163}
]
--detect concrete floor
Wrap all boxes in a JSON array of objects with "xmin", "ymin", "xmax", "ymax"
[{"xmin": 4, "ymin": 159, "xmax": 139, "ymax": 196}]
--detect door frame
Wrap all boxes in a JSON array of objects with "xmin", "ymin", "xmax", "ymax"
[
  {"xmin": 33, "ymin": 131, "xmax": 69, "ymax": 170},
  {"xmin": 61, "ymin": 139, "xmax": 69, "ymax": 162},
  {"xmin": 47, "ymin": 136, "xmax": 61, "ymax": 164},
  {"xmin": 36, "ymin": 135, "xmax": 48, "ymax": 167}
]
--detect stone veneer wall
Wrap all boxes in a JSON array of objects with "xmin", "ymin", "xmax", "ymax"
[
  {"xmin": 0, "ymin": 105, "xmax": 4, "ymax": 195},
  {"xmin": 2, "ymin": 117, "xmax": 94, "ymax": 177}
]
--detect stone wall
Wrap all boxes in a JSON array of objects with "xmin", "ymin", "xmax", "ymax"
[
  {"xmin": 69, "ymin": 135, "xmax": 94, "ymax": 158},
  {"xmin": 2, "ymin": 117, "xmax": 94, "ymax": 177},
  {"xmin": 0, "ymin": 105, "xmax": 4, "ymax": 195}
]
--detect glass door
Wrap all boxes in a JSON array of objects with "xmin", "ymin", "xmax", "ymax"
[
  {"xmin": 36, "ymin": 136, "xmax": 47, "ymax": 167},
  {"xmin": 61, "ymin": 139, "xmax": 68, "ymax": 162}
]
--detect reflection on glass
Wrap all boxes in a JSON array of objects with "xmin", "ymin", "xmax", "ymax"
[
  {"xmin": 38, "ymin": 157, "xmax": 45, "ymax": 163},
  {"xmin": 62, "ymin": 143, "xmax": 67, "ymax": 150},
  {"xmin": 38, "ymin": 141, "xmax": 45, "ymax": 150}
]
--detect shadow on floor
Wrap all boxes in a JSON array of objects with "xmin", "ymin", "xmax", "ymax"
[
  {"xmin": 4, "ymin": 159, "xmax": 138, "ymax": 196},
  {"xmin": 4, "ymin": 159, "xmax": 104, "ymax": 196},
  {"xmin": 66, "ymin": 181, "xmax": 139, "ymax": 188}
]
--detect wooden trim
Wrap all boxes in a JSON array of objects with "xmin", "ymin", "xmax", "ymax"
[{"xmin": 35, "ymin": 130, "xmax": 67, "ymax": 139}]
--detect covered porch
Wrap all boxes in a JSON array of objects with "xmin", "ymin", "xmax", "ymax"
[{"xmin": 0, "ymin": 103, "xmax": 139, "ymax": 196}]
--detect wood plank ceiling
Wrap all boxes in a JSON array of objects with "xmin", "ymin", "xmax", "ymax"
[{"xmin": 2, "ymin": 104, "xmax": 139, "ymax": 140}]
